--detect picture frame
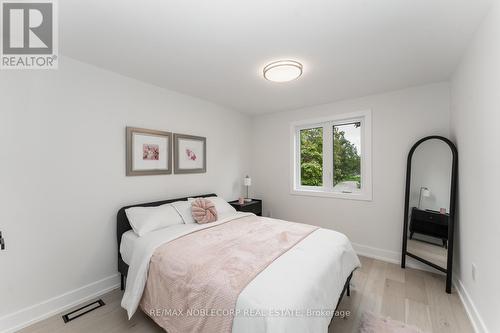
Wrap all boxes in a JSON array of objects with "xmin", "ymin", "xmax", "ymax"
[
  {"xmin": 126, "ymin": 127, "xmax": 172, "ymax": 176},
  {"xmin": 173, "ymin": 133, "xmax": 207, "ymax": 174}
]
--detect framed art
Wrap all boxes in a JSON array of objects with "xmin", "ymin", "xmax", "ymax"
[
  {"xmin": 173, "ymin": 133, "xmax": 206, "ymax": 174},
  {"xmin": 126, "ymin": 127, "xmax": 172, "ymax": 176}
]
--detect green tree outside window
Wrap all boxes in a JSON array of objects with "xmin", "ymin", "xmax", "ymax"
[
  {"xmin": 300, "ymin": 124, "xmax": 361, "ymax": 188},
  {"xmin": 333, "ymin": 124, "xmax": 361, "ymax": 188},
  {"xmin": 300, "ymin": 128, "xmax": 323, "ymax": 186}
]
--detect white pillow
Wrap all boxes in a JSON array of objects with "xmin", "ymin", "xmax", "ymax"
[
  {"xmin": 205, "ymin": 196, "xmax": 237, "ymax": 215},
  {"xmin": 171, "ymin": 200, "xmax": 196, "ymax": 224},
  {"xmin": 125, "ymin": 203, "xmax": 183, "ymax": 236}
]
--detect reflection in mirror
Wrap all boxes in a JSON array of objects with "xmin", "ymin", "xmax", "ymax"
[{"xmin": 407, "ymin": 139, "xmax": 452, "ymax": 269}]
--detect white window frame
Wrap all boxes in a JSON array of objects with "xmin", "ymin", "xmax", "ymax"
[{"xmin": 290, "ymin": 110, "xmax": 372, "ymax": 201}]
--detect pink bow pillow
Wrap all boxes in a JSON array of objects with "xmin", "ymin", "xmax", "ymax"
[{"xmin": 191, "ymin": 198, "xmax": 218, "ymax": 224}]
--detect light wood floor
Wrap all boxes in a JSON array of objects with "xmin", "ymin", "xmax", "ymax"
[
  {"xmin": 19, "ymin": 257, "xmax": 473, "ymax": 333},
  {"xmin": 407, "ymin": 239, "xmax": 448, "ymax": 268}
]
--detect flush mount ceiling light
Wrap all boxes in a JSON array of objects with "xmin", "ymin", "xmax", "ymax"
[{"xmin": 263, "ymin": 60, "xmax": 303, "ymax": 82}]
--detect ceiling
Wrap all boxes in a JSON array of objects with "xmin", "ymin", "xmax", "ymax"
[{"xmin": 60, "ymin": 0, "xmax": 492, "ymax": 114}]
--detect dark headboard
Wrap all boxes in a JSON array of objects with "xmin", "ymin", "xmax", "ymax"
[{"xmin": 116, "ymin": 193, "xmax": 217, "ymax": 277}]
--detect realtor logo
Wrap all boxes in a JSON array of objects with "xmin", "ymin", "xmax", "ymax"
[{"xmin": 1, "ymin": 0, "xmax": 58, "ymax": 69}]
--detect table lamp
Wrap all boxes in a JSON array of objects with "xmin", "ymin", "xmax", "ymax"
[
  {"xmin": 244, "ymin": 175, "xmax": 252, "ymax": 202},
  {"xmin": 418, "ymin": 187, "xmax": 431, "ymax": 209}
]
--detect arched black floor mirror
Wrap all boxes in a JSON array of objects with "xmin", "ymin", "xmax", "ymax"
[{"xmin": 401, "ymin": 136, "xmax": 458, "ymax": 293}]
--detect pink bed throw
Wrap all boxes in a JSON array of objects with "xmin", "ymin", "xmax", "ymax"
[{"xmin": 140, "ymin": 215, "xmax": 318, "ymax": 333}]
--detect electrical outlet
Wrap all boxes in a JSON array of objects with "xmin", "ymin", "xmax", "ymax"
[{"xmin": 472, "ymin": 263, "xmax": 477, "ymax": 281}]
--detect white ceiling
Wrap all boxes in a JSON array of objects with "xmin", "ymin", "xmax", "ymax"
[{"xmin": 61, "ymin": 0, "xmax": 492, "ymax": 114}]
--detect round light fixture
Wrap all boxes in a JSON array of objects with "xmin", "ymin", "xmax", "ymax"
[{"xmin": 263, "ymin": 60, "xmax": 303, "ymax": 82}]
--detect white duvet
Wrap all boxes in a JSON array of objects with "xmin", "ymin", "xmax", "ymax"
[{"xmin": 121, "ymin": 212, "xmax": 360, "ymax": 333}]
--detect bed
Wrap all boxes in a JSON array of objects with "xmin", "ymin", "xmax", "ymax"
[{"xmin": 117, "ymin": 194, "xmax": 360, "ymax": 333}]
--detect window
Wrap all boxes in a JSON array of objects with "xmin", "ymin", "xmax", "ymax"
[
  {"xmin": 291, "ymin": 110, "xmax": 372, "ymax": 200},
  {"xmin": 300, "ymin": 127, "xmax": 323, "ymax": 186}
]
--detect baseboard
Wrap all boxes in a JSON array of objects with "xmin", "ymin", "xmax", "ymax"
[
  {"xmin": 352, "ymin": 242, "xmax": 401, "ymax": 263},
  {"xmin": 0, "ymin": 274, "xmax": 120, "ymax": 333},
  {"xmin": 453, "ymin": 276, "xmax": 489, "ymax": 333},
  {"xmin": 352, "ymin": 242, "xmax": 444, "ymax": 274}
]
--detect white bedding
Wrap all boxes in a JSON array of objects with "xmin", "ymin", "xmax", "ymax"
[{"xmin": 121, "ymin": 212, "xmax": 360, "ymax": 333}]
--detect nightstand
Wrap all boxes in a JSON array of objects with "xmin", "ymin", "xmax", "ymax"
[
  {"xmin": 409, "ymin": 207, "xmax": 449, "ymax": 248},
  {"xmin": 228, "ymin": 199, "xmax": 262, "ymax": 216}
]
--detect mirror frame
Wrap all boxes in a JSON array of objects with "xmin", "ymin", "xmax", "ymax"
[{"xmin": 401, "ymin": 135, "xmax": 458, "ymax": 293}]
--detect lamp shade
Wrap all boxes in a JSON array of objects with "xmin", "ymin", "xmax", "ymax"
[
  {"xmin": 421, "ymin": 188, "xmax": 431, "ymax": 197},
  {"xmin": 244, "ymin": 176, "xmax": 252, "ymax": 186}
]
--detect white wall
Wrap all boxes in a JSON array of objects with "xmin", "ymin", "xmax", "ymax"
[
  {"xmin": 0, "ymin": 57, "xmax": 250, "ymax": 331},
  {"xmin": 450, "ymin": 2, "xmax": 500, "ymax": 332},
  {"xmin": 250, "ymin": 82, "xmax": 450, "ymax": 259}
]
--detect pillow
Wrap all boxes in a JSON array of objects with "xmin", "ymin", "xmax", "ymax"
[
  {"xmin": 125, "ymin": 204, "xmax": 183, "ymax": 236},
  {"xmin": 191, "ymin": 198, "xmax": 218, "ymax": 224},
  {"xmin": 171, "ymin": 200, "xmax": 196, "ymax": 224},
  {"xmin": 205, "ymin": 196, "xmax": 237, "ymax": 215}
]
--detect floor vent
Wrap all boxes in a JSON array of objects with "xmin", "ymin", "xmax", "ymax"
[{"xmin": 62, "ymin": 299, "xmax": 105, "ymax": 323}]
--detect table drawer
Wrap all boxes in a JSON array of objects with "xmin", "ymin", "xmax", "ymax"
[
  {"xmin": 411, "ymin": 208, "xmax": 448, "ymax": 225},
  {"xmin": 239, "ymin": 204, "xmax": 262, "ymax": 215}
]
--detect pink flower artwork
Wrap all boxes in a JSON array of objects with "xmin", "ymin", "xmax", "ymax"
[
  {"xmin": 143, "ymin": 144, "xmax": 160, "ymax": 160},
  {"xmin": 186, "ymin": 148, "xmax": 197, "ymax": 161}
]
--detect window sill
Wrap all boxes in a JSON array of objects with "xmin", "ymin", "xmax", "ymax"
[{"xmin": 290, "ymin": 188, "xmax": 372, "ymax": 201}]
